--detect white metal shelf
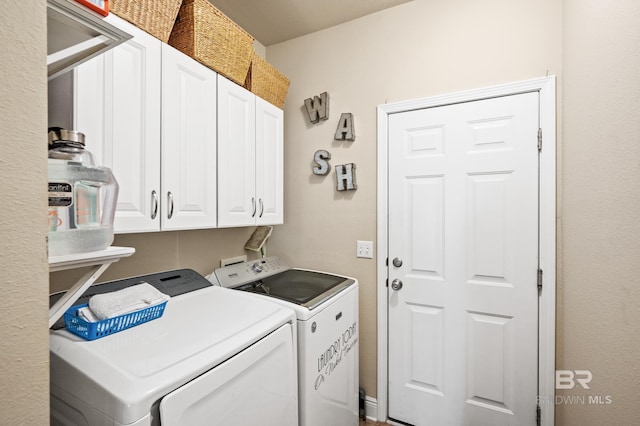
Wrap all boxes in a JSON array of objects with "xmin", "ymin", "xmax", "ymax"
[
  {"xmin": 49, "ymin": 246, "xmax": 135, "ymax": 328},
  {"xmin": 47, "ymin": 0, "xmax": 131, "ymax": 80}
]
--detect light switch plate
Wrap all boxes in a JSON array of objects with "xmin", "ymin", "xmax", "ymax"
[{"xmin": 356, "ymin": 240, "xmax": 374, "ymax": 259}]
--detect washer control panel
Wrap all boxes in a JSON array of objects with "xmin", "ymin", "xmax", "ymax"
[{"xmin": 215, "ymin": 256, "xmax": 290, "ymax": 289}]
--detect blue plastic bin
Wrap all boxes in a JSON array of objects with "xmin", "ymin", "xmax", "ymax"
[{"xmin": 63, "ymin": 302, "xmax": 167, "ymax": 341}]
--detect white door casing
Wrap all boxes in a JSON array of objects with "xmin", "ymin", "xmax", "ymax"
[{"xmin": 377, "ymin": 77, "xmax": 556, "ymax": 425}]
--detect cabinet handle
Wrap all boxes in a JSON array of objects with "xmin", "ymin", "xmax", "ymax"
[
  {"xmin": 251, "ymin": 197, "xmax": 256, "ymax": 217},
  {"xmin": 259, "ymin": 198, "xmax": 264, "ymax": 218},
  {"xmin": 167, "ymin": 192, "xmax": 174, "ymax": 219},
  {"xmin": 151, "ymin": 190, "xmax": 158, "ymax": 220}
]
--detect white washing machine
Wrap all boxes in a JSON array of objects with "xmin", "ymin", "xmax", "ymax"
[
  {"xmin": 214, "ymin": 257, "xmax": 359, "ymax": 426},
  {"xmin": 49, "ymin": 269, "xmax": 299, "ymax": 426}
]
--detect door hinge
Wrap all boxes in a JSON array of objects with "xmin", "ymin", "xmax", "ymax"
[
  {"xmin": 536, "ymin": 403, "xmax": 541, "ymax": 426},
  {"xmin": 386, "ymin": 278, "xmax": 389, "ymax": 288},
  {"xmin": 537, "ymin": 128, "xmax": 543, "ymax": 152},
  {"xmin": 537, "ymin": 268, "xmax": 543, "ymax": 292}
]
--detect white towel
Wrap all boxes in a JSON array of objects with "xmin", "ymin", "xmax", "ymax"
[
  {"xmin": 77, "ymin": 306, "xmax": 100, "ymax": 323},
  {"xmin": 88, "ymin": 282, "xmax": 170, "ymax": 320}
]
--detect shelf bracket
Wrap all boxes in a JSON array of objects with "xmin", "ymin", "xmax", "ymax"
[
  {"xmin": 48, "ymin": 246, "xmax": 135, "ymax": 328},
  {"xmin": 49, "ymin": 263, "xmax": 111, "ymax": 328}
]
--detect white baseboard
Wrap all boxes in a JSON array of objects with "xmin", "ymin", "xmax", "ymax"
[{"xmin": 365, "ymin": 396, "xmax": 379, "ymax": 422}]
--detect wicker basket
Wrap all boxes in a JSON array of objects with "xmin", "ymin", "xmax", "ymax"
[
  {"xmin": 168, "ymin": 0, "xmax": 254, "ymax": 85},
  {"xmin": 110, "ymin": 0, "xmax": 182, "ymax": 42},
  {"xmin": 244, "ymin": 53, "xmax": 290, "ymax": 109}
]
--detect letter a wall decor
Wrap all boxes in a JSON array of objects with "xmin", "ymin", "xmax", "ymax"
[{"xmin": 334, "ymin": 113, "xmax": 355, "ymax": 141}]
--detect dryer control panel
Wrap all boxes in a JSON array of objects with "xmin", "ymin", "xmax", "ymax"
[{"xmin": 215, "ymin": 256, "xmax": 291, "ymax": 289}]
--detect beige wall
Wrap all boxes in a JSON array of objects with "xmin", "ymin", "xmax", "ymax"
[
  {"xmin": 0, "ymin": 1, "xmax": 49, "ymax": 424},
  {"xmin": 49, "ymin": 228, "xmax": 261, "ymax": 293},
  {"xmin": 558, "ymin": 0, "xmax": 640, "ymax": 424},
  {"xmin": 264, "ymin": 0, "xmax": 640, "ymax": 422},
  {"xmin": 266, "ymin": 0, "xmax": 562, "ymax": 405}
]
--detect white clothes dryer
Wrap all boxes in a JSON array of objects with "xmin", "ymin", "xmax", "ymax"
[
  {"xmin": 214, "ymin": 257, "xmax": 359, "ymax": 426},
  {"xmin": 49, "ymin": 269, "xmax": 298, "ymax": 426}
]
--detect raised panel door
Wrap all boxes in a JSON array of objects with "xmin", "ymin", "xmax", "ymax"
[
  {"xmin": 217, "ymin": 75, "xmax": 256, "ymax": 227},
  {"xmin": 388, "ymin": 92, "xmax": 539, "ymax": 425},
  {"xmin": 255, "ymin": 97, "xmax": 284, "ymax": 225},
  {"xmin": 74, "ymin": 16, "xmax": 161, "ymax": 233},
  {"xmin": 161, "ymin": 44, "xmax": 217, "ymax": 231}
]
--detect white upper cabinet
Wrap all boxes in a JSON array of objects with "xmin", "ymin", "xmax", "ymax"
[
  {"xmin": 161, "ymin": 44, "xmax": 217, "ymax": 231},
  {"xmin": 50, "ymin": 14, "xmax": 281, "ymax": 233},
  {"xmin": 74, "ymin": 16, "xmax": 161, "ymax": 233},
  {"xmin": 255, "ymin": 96, "xmax": 284, "ymax": 225},
  {"xmin": 217, "ymin": 75, "xmax": 256, "ymax": 227},
  {"xmin": 218, "ymin": 75, "xmax": 284, "ymax": 227},
  {"xmin": 71, "ymin": 15, "xmax": 217, "ymax": 233}
]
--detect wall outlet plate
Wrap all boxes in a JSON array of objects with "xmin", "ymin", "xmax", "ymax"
[{"xmin": 357, "ymin": 240, "xmax": 374, "ymax": 259}]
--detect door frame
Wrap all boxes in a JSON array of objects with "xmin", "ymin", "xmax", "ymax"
[{"xmin": 376, "ymin": 76, "xmax": 556, "ymax": 425}]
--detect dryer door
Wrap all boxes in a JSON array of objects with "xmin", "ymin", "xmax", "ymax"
[{"xmin": 159, "ymin": 323, "xmax": 298, "ymax": 425}]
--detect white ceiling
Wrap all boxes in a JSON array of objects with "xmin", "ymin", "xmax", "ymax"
[{"xmin": 208, "ymin": 0, "xmax": 412, "ymax": 46}]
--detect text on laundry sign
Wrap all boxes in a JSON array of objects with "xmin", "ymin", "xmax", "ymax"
[{"xmin": 315, "ymin": 322, "xmax": 357, "ymax": 390}]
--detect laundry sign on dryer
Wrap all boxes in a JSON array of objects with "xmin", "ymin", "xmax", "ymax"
[{"xmin": 315, "ymin": 321, "xmax": 358, "ymax": 390}]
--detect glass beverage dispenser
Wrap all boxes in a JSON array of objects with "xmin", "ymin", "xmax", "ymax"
[{"xmin": 47, "ymin": 128, "xmax": 118, "ymax": 256}]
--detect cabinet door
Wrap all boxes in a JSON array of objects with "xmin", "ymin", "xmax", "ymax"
[
  {"xmin": 161, "ymin": 44, "xmax": 217, "ymax": 231},
  {"xmin": 217, "ymin": 75, "xmax": 257, "ymax": 227},
  {"xmin": 256, "ymin": 97, "xmax": 284, "ymax": 225},
  {"xmin": 75, "ymin": 17, "xmax": 161, "ymax": 233}
]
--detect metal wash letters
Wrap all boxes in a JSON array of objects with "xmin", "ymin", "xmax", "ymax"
[
  {"xmin": 313, "ymin": 150, "xmax": 332, "ymax": 176},
  {"xmin": 335, "ymin": 164, "xmax": 357, "ymax": 191},
  {"xmin": 304, "ymin": 92, "xmax": 330, "ymax": 123},
  {"xmin": 304, "ymin": 92, "xmax": 357, "ymax": 191},
  {"xmin": 334, "ymin": 113, "xmax": 355, "ymax": 141}
]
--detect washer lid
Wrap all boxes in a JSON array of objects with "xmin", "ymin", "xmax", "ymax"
[
  {"xmin": 50, "ymin": 286, "xmax": 295, "ymax": 425},
  {"xmin": 234, "ymin": 269, "xmax": 355, "ymax": 309}
]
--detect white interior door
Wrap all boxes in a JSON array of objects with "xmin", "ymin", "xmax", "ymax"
[{"xmin": 388, "ymin": 92, "xmax": 540, "ymax": 425}]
